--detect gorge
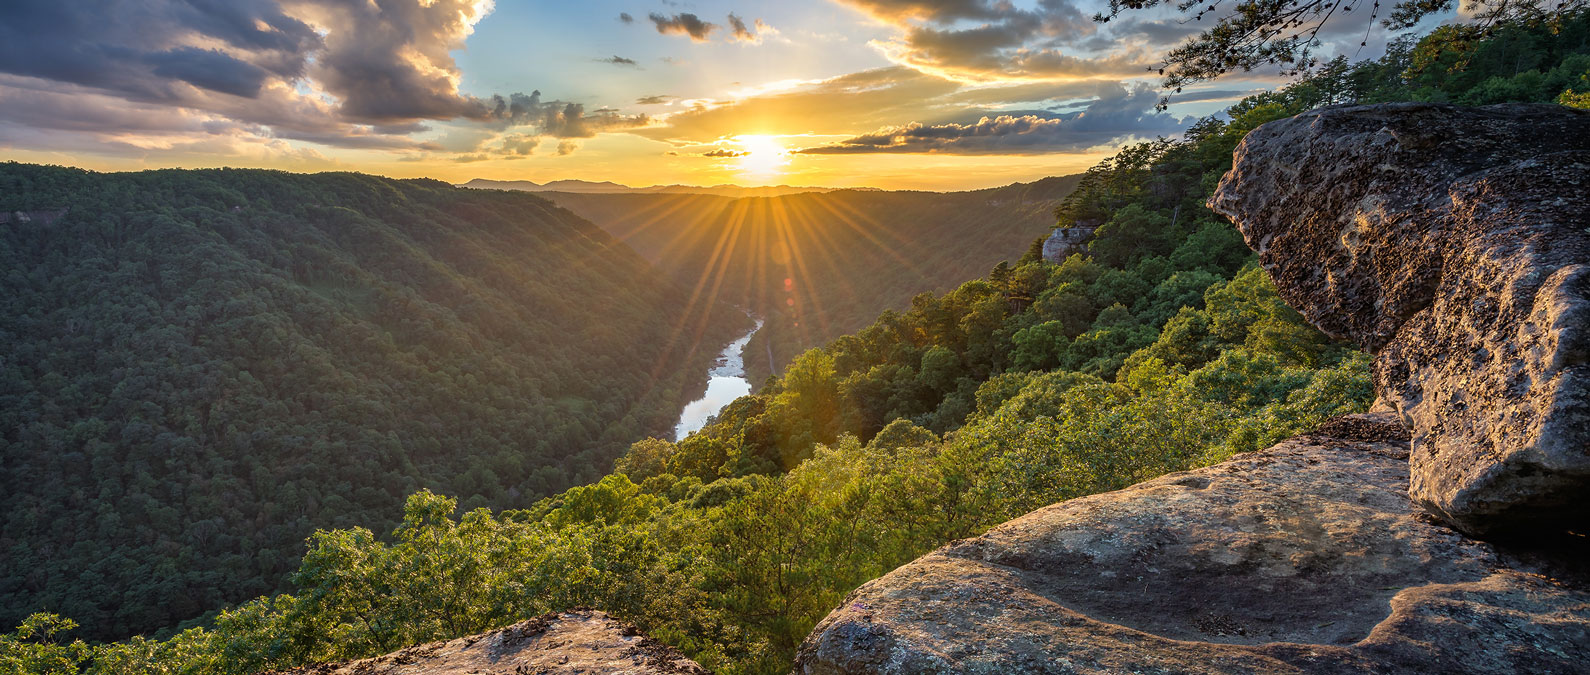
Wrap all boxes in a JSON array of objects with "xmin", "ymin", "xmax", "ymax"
[
  {"xmin": 7, "ymin": 10, "xmax": 1590, "ymax": 673},
  {"xmin": 675, "ymin": 315, "xmax": 764, "ymax": 440},
  {"xmin": 797, "ymin": 101, "xmax": 1590, "ymax": 674}
]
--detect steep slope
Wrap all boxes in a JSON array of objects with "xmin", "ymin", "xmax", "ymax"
[
  {"xmin": 795, "ymin": 413, "xmax": 1590, "ymax": 674},
  {"xmin": 11, "ymin": 14, "xmax": 1587, "ymax": 675},
  {"xmin": 1210, "ymin": 102, "xmax": 1590, "ymax": 535},
  {"xmin": 539, "ymin": 176, "xmax": 1083, "ymax": 382},
  {"xmin": 0, "ymin": 163, "xmax": 744, "ymax": 639},
  {"xmin": 797, "ymin": 102, "xmax": 1590, "ymax": 675}
]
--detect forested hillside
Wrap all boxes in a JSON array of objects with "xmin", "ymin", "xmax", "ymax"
[
  {"xmin": 0, "ymin": 165, "xmax": 746, "ymax": 640},
  {"xmin": 539, "ymin": 177, "xmax": 1083, "ymax": 383},
  {"xmin": 5, "ymin": 9, "xmax": 1589, "ymax": 675}
]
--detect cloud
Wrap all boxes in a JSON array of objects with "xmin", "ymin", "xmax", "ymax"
[
  {"xmin": 649, "ymin": 13, "xmax": 718, "ymax": 41},
  {"xmin": 143, "ymin": 47, "xmax": 275, "ymax": 99},
  {"xmin": 728, "ymin": 14, "xmax": 754, "ymax": 41},
  {"xmin": 835, "ymin": 0, "xmax": 1153, "ymax": 82},
  {"xmin": 839, "ymin": 1, "xmax": 1004, "ymax": 22},
  {"xmin": 796, "ymin": 83, "xmax": 1190, "ymax": 154},
  {"xmin": 637, "ymin": 66, "xmax": 962, "ymax": 144},
  {"xmin": 601, "ymin": 55, "xmax": 641, "ymax": 67},
  {"xmin": 292, "ymin": 0, "xmax": 501, "ymax": 122},
  {"xmin": 638, "ymin": 65, "xmax": 1171, "ymax": 147},
  {"xmin": 500, "ymin": 133, "xmax": 540, "ymax": 156},
  {"xmin": 727, "ymin": 14, "xmax": 763, "ymax": 43},
  {"xmin": 702, "ymin": 148, "xmax": 749, "ymax": 157},
  {"xmin": 481, "ymin": 92, "xmax": 649, "ymax": 138},
  {"xmin": 649, "ymin": 11, "xmax": 775, "ymax": 44},
  {"xmin": 0, "ymin": 0, "xmax": 320, "ymax": 101},
  {"xmin": 635, "ymin": 95, "xmax": 676, "ymax": 105},
  {"xmin": 619, "ymin": 12, "xmax": 635, "ymax": 23},
  {"xmin": 0, "ymin": 0, "xmax": 651, "ymax": 160}
]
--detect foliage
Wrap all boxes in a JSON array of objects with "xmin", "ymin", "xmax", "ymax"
[
  {"xmin": 0, "ymin": 165, "xmax": 744, "ymax": 640},
  {"xmin": 1098, "ymin": 0, "xmax": 1587, "ymax": 91},
  {"xmin": 9, "ymin": 14, "xmax": 1584, "ymax": 675},
  {"xmin": 544, "ymin": 176, "xmax": 1088, "ymax": 384}
]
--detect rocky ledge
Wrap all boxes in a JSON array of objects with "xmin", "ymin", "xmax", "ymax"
[
  {"xmin": 795, "ymin": 413, "xmax": 1590, "ymax": 674},
  {"xmin": 1209, "ymin": 103, "xmax": 1590, "ymax": 535},
  {"xmin": 274, "ymin": 609, "xmax": 705, "ymax": 675}
]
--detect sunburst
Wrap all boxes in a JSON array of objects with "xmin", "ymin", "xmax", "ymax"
[{"xmin": 733, "ymin": 135, "xmax": 791, "ymax": 178}]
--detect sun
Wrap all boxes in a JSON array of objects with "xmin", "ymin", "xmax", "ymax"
[{"xmin": 734, "ymin": 135, "xmax": 791, "ymax": 178}]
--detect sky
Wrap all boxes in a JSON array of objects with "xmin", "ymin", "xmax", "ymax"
[{"xmin": 0, "ymin": 0, "xmax": 1414, "ymax": 191}]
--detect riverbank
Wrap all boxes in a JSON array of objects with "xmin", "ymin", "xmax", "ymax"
[{"xmin": 674, "ymin": 315, "xmax": 763, "ymax": 440}]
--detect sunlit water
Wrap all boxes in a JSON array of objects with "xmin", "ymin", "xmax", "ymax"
[{"xmin": 674, "ymin": 316, "xmax": 763, "ymax": 440}]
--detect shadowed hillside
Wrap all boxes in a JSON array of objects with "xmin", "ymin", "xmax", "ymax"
[{"xmin": 0, "ymin": 163, "xmax": 745, "ymax": 640}]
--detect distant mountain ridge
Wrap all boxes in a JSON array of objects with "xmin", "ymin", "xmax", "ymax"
[
  {"xmin": 461, "ymin": 178, "xmax": 871, "ymax": 199},
  {"xmin": 543, "ymin": 174, "xmax": 1086, "ymax": 382}
]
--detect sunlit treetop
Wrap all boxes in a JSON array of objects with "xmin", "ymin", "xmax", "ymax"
[{"xmin": 1099, "ymin": 0, "xmax": 1590, "ymax": 90}]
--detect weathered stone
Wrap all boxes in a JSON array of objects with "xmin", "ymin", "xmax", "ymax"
[
  {"xmin": 1042, "ymin": 221, "xmax": 1099, "ymax": 263},
  {"xmin": 272, "ymin": 609, "xmax": 706, "ymax": 675},
  {"xmin": 794, "ymin": 413, "xmax": 1590, "ymax": 674},
  {"xmin": 1208, "ymin": 103, "xmax": 1590, "ymax": 535}
]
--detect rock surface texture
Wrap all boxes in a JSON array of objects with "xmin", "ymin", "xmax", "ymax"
[
  {"xmin": 794, "ymin": 413, "xmax": 1590, "ymax": 674},
  {"xmin": 1208, "ymin": 103, "xmax": 1590, "ymax": 536},
  {"xmin": 274, "ymin": 610, "xmax": 706, "ymax": 675}
]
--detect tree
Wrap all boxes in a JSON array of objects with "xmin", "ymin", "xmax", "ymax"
[
  {"xmin": 616, "ymin": 438, "xmax": 677, "ymax": 482},
  {"xmin": 0, "ymin": 614, "xmax": 93, "ymax": 675},
  {"xmin": 1097, "ymin": 0, "xmax": 1589, "ymax": 91}
]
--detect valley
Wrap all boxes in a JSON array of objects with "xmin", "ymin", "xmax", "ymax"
[
  {"xmin": 674, "ymin": 313, "xmax": 764, "ymax": 440},
  {"xmin": 537, "ymin": 176, "xmax": 1084, "ymax": 383},
  {"xmin": 4, "ymin": 4, "xmax": 1590, "ymax": 675},
  {"xmin": 0, "ymin": 165, "xmax": 747, "ymax": 640}
]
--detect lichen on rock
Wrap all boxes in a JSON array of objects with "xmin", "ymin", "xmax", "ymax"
[
  {"xmin": 794, "ymin": 414, "xmax": 1590, "ymax": 674},
  {"xmin": 1208, "ymin": 102, "xmax": 1590, "ymax": 536},
  {"xmin": 269, "ymin": 609, "xmax": 706, "ymax": 675}
]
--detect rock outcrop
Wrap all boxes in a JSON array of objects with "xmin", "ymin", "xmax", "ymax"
[
  {"xmin": 1042, "ymin": 221, "xmax": 1099, "ymax": 263},
  {"xmin": 275, "ymin": 609, "xmax": 706, "ymax": 675},
  {"xmin": 1208, "ymin": 103, "xmax": 1590, "ymax": 536},
  {"xmin": 794, "ymin": 413, "xmax": 1590, "ymax": 674}
]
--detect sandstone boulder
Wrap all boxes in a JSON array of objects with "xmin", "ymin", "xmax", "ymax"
[
  {"xmin": 794, "ymin": 413, "xmax": 1590, "ymax": 674},
  {"xmin": 1208, "ymin": 103, "xmax": 1590, "ymax": 535},
  {"xmin": 274, "ymin": 609, "xmax": 706, "ymax": 675}
]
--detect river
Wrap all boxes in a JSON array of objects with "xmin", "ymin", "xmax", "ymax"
[{"xmin": 673, "ymin": 316, "xmax": 763, "ymax": 440}]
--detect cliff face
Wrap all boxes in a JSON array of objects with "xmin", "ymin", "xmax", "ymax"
[
  {"xmin": 1208, "ymin": 103, "xmax": 1590, "ymax": 536},
  {"xmin": 796, "ymin": 103, "xmax": 1590, "ymax": 672},
  {"xmin": 794, "ymin": 414, "xmax": 1590, "ymax": 674},
  {"xmin": 272, "ymin": 610, "xmax": 705, "ymax": 675}
]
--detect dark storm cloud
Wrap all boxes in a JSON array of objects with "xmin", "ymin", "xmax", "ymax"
[
  {"xmin": 797, "ymin": 83, "xmax": 1189, "ymax": 154},
  {"xmin": 649, "ymin": 13, "xmax": 719, "ymax": 41}
]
